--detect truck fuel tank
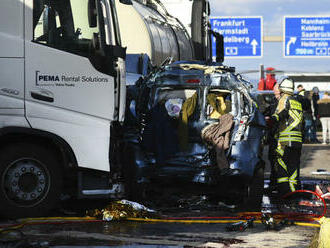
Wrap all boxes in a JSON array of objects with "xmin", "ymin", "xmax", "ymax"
[{"xmin": 116, "ymin": 0, "xmax": 194, "ymax": 66}]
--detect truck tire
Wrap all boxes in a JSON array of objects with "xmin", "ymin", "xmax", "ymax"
[
  {"xmin": 0, "ymin": 143, "xmax": 62, "ymax": 219},
  {"xmin": 243, "ymin": 166, "xmax": 264, "ymax": 211}
]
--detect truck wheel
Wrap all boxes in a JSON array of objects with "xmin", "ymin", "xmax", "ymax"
[
  {"xmin": 243, "ymin": 166, "xmax": 264, "ymax": 211},
  {"xmin": 0, "ymin": 143, "xmax": 62, "ymax": 219}
]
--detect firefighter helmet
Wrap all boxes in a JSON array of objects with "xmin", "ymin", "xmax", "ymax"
[{"xmin": 279, "ymin": 78, "xmax": 294, "ymax": 94}]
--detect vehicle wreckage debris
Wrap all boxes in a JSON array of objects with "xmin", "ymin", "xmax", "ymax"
[
  {"xmin": 86, "ymin": 200, "xmax": 158, "ymax": 221},
  {"xmin": 84, "ymin": 197, "xmax": 325, "ymax": 228},
  {"xmin": 261, "ymin": 213, "xmax": 294, "ymax": 231},
  {"xmin": 226, "ymin": 217, "xmax": 255, "ymax": 232}
]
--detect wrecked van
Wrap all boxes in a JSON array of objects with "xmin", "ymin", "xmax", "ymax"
[{"xmin": 123, "ymin": 61, "xmax": 267, "ymax": 208}]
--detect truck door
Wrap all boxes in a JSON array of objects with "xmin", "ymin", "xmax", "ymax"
[
  {"xmin": 0, "ymin": 0, "xmax": 26, "ymax": 124},
  {"xmin": 24, "ymin": 0, "xmax": 125, "ymax": 172}
]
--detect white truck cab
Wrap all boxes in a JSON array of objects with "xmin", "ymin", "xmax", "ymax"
[
  {"xmin": 0, "ymin": 0, "xmax": 216, "ymax": 218},
  {"xmin": 0, "ymin": 0, "xmax": 128, "ymax": 218}
]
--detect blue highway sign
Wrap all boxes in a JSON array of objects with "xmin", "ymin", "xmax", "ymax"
[
  {"xmin": 210, "ymin": 16, "xmax": 263, "ymax": 58},
  {"xmin": 284, "ymin": 16, "xmax": 330, "ymax": 57}
]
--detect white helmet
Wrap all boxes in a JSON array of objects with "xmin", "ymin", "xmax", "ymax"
[{"xmin": 279, "ymin": 78, "xmax": 294, "ymax": 94}]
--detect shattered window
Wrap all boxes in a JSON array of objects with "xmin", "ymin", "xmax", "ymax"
[
  {"xmin": 153, "ymin": 87, "xmax": 200, "ymax": 119},
  {"xmin": 206, "ymin": 89, "xmax": 232, "ymax": 119},
  {"xmin": 142, "ymin": 86, "xmax": 202, "ymax": 158}
]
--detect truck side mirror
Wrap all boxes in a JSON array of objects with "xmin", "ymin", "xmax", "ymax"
[
  {"xmin": 210, "ymin": 30, "xmax": 224, "ymax": 63},
  {"xmin": 119, "ymin": 0, "xmax": 133, "ymax": 5},
  {"xmin": 88, "ymin": 0, "xmax": 97, "ymax": 28}
]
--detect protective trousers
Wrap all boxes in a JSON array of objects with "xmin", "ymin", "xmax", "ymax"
[
  {"xmin": 274, "ymin": 145, "xmax": 302, "ymax": 196},
  {"xmin": 320, "ymin": 117, "xmax": 330, "ymax": 143}
]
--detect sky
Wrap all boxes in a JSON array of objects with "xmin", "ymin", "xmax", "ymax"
[{"xmin": 208, "ymin": 0, "xmax": 330, "ymax": 86}]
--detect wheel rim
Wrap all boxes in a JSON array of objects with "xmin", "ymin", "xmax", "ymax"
[{"xmin": 2, "ymin": 158, "xmax": 50, "ymax": 207}]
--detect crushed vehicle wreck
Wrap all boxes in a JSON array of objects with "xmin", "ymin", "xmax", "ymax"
[{"xmin": 123, "ymin": 61, "xmax": 267, "ymax": 208}]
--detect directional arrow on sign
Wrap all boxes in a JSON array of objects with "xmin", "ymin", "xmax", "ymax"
[
  {"xmin": 251, "ymin": 39, "xmax": 258, "ymax": 55},
  {"xmin": 286, "ymin": 37, "xmax": 297, "ymax": 55}
]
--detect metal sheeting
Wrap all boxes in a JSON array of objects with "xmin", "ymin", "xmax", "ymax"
[
  {"xmin": 174, "ymin": 26, "xmax": 194, "ymax": 61},
  {"xmin": 117, "ymin": 0, "xmax": 193, "ymax": 66}
]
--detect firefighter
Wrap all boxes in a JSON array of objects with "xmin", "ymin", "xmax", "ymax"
[
  {"xmin": 271, "ymin": 78, "xmax": 303, "ymax": 196},
  {"xmin": 258, "ymin": 67, "xmax": 277, "ymax": 90}
]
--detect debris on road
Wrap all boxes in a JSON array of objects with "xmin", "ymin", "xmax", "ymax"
[
  {"xmin": 86, "ymin": 200, "xmax": 157, "ymax": 221},
  {"xmin": 312, "ymin": 169, "xmax": 330, "ymax": 177},
  {"xmin": 315, "ymin": 183, "xmax": 330, "ymax": 200},
  {"xmin": 261, "ymin": 213, "xmax": 294, "ymax": 231},
  {"xmin": 226, "ymin": 217, "xmax": 255, "ymax": 232}
]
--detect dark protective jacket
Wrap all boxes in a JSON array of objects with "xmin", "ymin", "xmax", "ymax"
[
  {"xmin": 272, "ymin": 93, "xmax": 303, "ymax": 149},
  {"xmin": 296, "ymin": 90, "xmax": 311, "ymax": 111},
  {"xmin": 311, "ymin": 93, "xmax": 320, "ymax": 119},
  {"xmin": 317, "ymin": 98, "xmax": 330, "ymax": 118},
  {"xmin": 296, "ymin": 90, "xmax": 312, "ymax": 121}
]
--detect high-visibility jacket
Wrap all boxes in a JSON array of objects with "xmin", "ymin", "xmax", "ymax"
[
  {"xmin": 258, "ymin": 73, "xmax": 277, "ymax": 90},
  {"xmin": 272, "ymin": 93, "xmax": 303, "ymax": 147}
]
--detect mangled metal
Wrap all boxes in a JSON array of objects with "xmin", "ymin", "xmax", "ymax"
[{"xmin": 123, "ymin": 61, "xmax": 266, "ymax": 204}]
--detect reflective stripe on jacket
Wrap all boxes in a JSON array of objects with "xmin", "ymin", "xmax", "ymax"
[{"xmin": 272, "ymin": 94, "xmax": 303, "ymax": 146}]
